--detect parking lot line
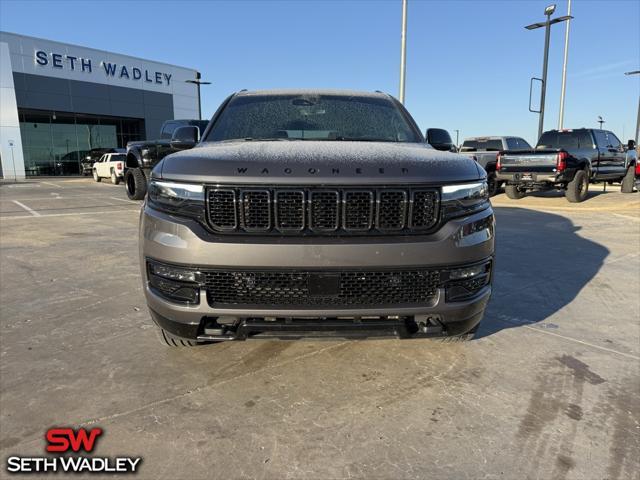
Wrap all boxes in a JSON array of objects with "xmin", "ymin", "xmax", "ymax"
[
  {"xmin": 0, "ymin": 207, "xmax": 138, "ymax": 220},
  {"xmin": 495, "ymin": 317, "xmax": 640, "ymax": 360},
  {"xmin": 613, "ymin": 213, "xmax": 640, "ymax": 222},
  {"xmin": 40, "ymin": 181, "xmax": 63, "ymax": 188},
  {"xmin": 11, "ymin": 200, "xmax": 41, "ymax": 217},
  {"xmin": 109, "ymin": 196, "xmax": 138, "ymax": 203}
]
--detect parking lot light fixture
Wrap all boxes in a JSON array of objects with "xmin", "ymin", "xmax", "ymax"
[
  {"xmin": 625, "ymin": 70, "xmax": 640, "ymax": 144},
  {"xmin": 185, "ymin": 72, "xmax": 212, "ymax": 120},
  {"xmin": 558, "ymin": 0, "xmax": 572, "ymax": 130},
  {"xmin": 525, "ymin": 6, "xmax": 573, "ymax": 140},
  {"xmin": 399, "ymin": 0, "xmax": 408, "ymax": 104}
]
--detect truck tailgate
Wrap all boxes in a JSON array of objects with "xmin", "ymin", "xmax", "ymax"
[{"xmin": 499, "ymin": 151, "xmax": 559, "ymax": 172}]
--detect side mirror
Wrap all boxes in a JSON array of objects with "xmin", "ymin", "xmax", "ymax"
[
  {"xmin": 170, "ymin": 126, "xmax": 199, "ymax": 150},
  {"xmin": 627, "ymin": 139, "xmax": 636, "ymax": 150},
  {"xmin": 426, "ymin": 128, "xmax": 455, "ymax": 152}
]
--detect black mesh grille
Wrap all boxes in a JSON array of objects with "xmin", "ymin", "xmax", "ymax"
[
  {"xmin": 377, "ymin": 191, "xmax": 407, "ymax": 230},
  {"xmin": 275, "ymin": 191, "xmax": 305, "ymax": 231},
  {"xmin": 208, "ymin": 190, "xmax": 237, "ymax": 230},
  {"xmin": 205, "ymin": 186, "xmax": 439, "ymax": 235},
  {"xmin": 204, "ymin": 269, "xmax": 440, "ymax": 307},
  {"xmin": 309, "ymin": 191, "xmax": 339, "ymax": 231},
  {"xmin": 411, "ymin": 190, "xmax": 438, "ymax": 229},
  {"xmin": 344, "ymin": 191, "xmax": 374, "ymax": 230},
  {"xmin": 241, "ymin": 190, "xmax": 271, "ymax": 231}
]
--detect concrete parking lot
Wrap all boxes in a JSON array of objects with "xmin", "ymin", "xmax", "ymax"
[{"xmin": 1, "ymin": 178, "xmax": 638, "ymax": 479}]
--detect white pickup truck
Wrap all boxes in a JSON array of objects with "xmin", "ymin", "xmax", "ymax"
[{"xmin": 92, "ymin": 153, "xmax": 127, "ymax": 185}]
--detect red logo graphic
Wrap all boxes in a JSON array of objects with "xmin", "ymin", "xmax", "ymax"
[{"xmin": 46, "ymin": 428, "xmax": 103, "ymax": 453}]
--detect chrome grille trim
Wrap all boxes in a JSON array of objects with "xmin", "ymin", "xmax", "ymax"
[
  {"xmin": 342, "ymin": 190, "xmax": 374, "ymax": 231},
  {"xmin": 308, "ymin": 190, "xmax": 340, "ymax": 232},
  {"xmin": 274, "ymin": 190, "xmax": 305, "ymax": 232},
  {"xmin": 205, "ymin": 186, "xmax": 439, "ymax": 235},
  {"xmin": 376, "ymin": 190, "xmax": 407, "ymax": 231},
  {"xmin": 207, "ymin": 189, "xmax": 238, "ymax": 231},
  {"xmin": 240, "ymin": 190, "xmax": 271, "ymax": 232}
]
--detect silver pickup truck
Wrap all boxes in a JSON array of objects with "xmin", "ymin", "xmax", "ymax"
[
  {"xmin": 139, "ymin": 89, "xmax": 495, "ymax": 346},
  {"xmin": 459, "ymin": 136, "xmax": 533, "ymax": 196}
]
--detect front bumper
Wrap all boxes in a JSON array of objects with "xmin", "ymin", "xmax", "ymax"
[{"xmin": 140, "ymin": 205, "xmax": 495, "ymax": 341}]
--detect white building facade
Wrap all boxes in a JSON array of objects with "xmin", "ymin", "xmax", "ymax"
[{"xmin": 0, "ymin": 32, "xmax": 200, "ymax": 178}]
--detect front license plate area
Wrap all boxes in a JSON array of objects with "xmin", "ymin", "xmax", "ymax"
[{"xmin": 308, "ymin": 274, "xmax": 340, "ymax": 296}]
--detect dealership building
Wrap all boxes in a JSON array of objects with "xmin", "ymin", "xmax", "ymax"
[{"xmin": 0, "ymin": 31, "xmax": 200, "ymax": 178}]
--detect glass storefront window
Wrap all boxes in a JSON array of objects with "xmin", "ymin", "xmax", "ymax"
[
  {"xmin": 52, "ymin": 114, "xmax": 80, "ymax": 175},
  {"xmin": 19, "ymin": 110, "xmax": 145, "ymax": 176}
]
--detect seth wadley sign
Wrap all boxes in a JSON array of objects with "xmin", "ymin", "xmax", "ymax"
[{"xmin": 34, "ymin": 50, "xmax": 172, "ymax": 86}]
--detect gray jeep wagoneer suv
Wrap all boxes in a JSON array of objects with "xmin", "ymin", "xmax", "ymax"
[{"xmin": 140, "ymin": 90, "xmax": 495, "ymax": 346}]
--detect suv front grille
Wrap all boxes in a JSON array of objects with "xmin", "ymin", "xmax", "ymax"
[
  {"xmin": 203, "ymin": 269, "xmax": 440, "ymax": 308},
  {"xmin": 206, "ymin": 186, "xmax": 439, "ymax": 235}
]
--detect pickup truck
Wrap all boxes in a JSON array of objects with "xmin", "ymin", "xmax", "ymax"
[
  {"xmin": 459, "ymin": 136, "xmax": 533, "ymax": 196},
  {"xmin": 140, "ymin": 89, "xmax": 494, "ymax": 346},
  {"xmin": 81, "ymin": 148, "xmax": 125, "ymax": 176},
  {"xmin": 125, "ymin": 119, "xmax": 209, "ymax": 200},
  {"xmin": 496, "ymin": 129, "xmax": 637, "ymax": 202},
  {"xmin": 92, "ymin": 153, "xmax": 127, "ymax": 184}
]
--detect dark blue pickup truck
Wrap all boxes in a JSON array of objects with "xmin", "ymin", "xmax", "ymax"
[{"xmin": 496, "ymin": 129, "xmax": 637, "ymax": 202}]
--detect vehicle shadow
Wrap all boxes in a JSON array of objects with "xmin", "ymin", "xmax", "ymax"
[
  {"xmin": 476, "ymin": 206, "xmax": 609, "ymax": 338},
  {"xmin": 494, "ymin": 189, "xmax": 609, "ymax": 202}
]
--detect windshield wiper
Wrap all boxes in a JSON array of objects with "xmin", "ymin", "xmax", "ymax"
[
  {"xmin": 333, "ymin": 136, "xmax": 397, "ymax": 142},
  {"xmin": 218, "ymin": 137, "xmax": 297, "ymax": 142}
]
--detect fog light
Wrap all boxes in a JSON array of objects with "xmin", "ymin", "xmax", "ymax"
[
  {"xmin": 149, "ymin": 275, "xmax": 199, "ymax": 303},
  {"xmin": 449, "ymin": 264, "xmax": 486, "ymax": 280},
  {"xmin": 149, "ymin": 262, "xmax": 202, "ymax": 283},
  {"xmin": 443, "ymin": 261, "xmax": 492, "ymax": 302}
]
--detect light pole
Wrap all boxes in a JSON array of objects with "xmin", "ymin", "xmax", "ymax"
[
  {"xmin": 597, "ymin": 116, "xmax": 605, "ymax": 130},
  {"xmin": 625, "ymin": 70, "xmax": 640, "ymax": 144},
  {"xmin": 558, "ymin": 0, "xmax": 572, "ymax": 129},
  {"xmin": 454, "ymin": 129, "xmax": 460, "ymax": 146},
  {"xmin": 185, "ymin": 72, "xmax": 211, "ymax": 120},
  {"xmin": 526, "ymin": 4, "xmax": 573, "ymax": 139},
  {"xmin": 399, "ymin": 0, "xmax": 408, "ymax": 104}
]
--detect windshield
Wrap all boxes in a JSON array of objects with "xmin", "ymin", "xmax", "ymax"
[
  {"xmin": 461, "ymin": 139, "xmax": 503, "ymax": 151},
  {"xmin": 205, "ymin": 94, "xmax": 421, "ymax": 143}
]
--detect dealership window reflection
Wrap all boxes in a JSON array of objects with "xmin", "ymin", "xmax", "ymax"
[{"xmin": 18, "ymin": 110, "xmax": 144, "ymax": 176}]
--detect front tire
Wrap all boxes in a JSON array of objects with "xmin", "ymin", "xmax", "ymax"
[
  {"xmin": 93, "ymin": 170, "xmax": 101, "ymax": 182},
  {"xmin": 111, "ymin": 171, "xmax": 120, "ymax": 185},
  {"xmin": 125, "ymin": 168, "xmax": 147, "ymax": 200},
  {"xmin": 156, "ymin": 327, "xmax": 199, "ymax": 347},
  {"xmin": 487, "ymin": 172, "xmax": 500, "ymax": 197},
  {"xmin": 565, "ymin": 170, "xmax": 589, "ymax": 202},
  {"xmin": 505, "ymin": 185, "xmax": 526, "ymax": 199},
  {"xmin": 621, "ymin": 166, "xmax": 635, "ymax": 193}
]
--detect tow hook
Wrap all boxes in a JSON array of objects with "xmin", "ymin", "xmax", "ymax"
[{"xmin": 415, "ymin": 314, "xmax": 444, "ymax": 335}]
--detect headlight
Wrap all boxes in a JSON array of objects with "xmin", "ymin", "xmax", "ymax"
[
  {"xmin": 147, "ymin": 180, "xmax": 205, "ymax": 220},
  {"xmin": 441, "ymin": 182, "xmax": 489, "ymax": 219}
]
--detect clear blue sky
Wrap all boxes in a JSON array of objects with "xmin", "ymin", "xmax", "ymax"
[{"xmin": 1, "ymin": 0, "xmax": 638, "ymax": 145}]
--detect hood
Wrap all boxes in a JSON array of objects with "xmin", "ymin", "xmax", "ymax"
[{"xmin": 157, "ymin": 140, "xmax": 484, "ymax": 185}]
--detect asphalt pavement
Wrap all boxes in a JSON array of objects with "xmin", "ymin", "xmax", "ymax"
[{"xmin": 1, "ymin": 178, "xmax": 638, "ymax": 479}]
